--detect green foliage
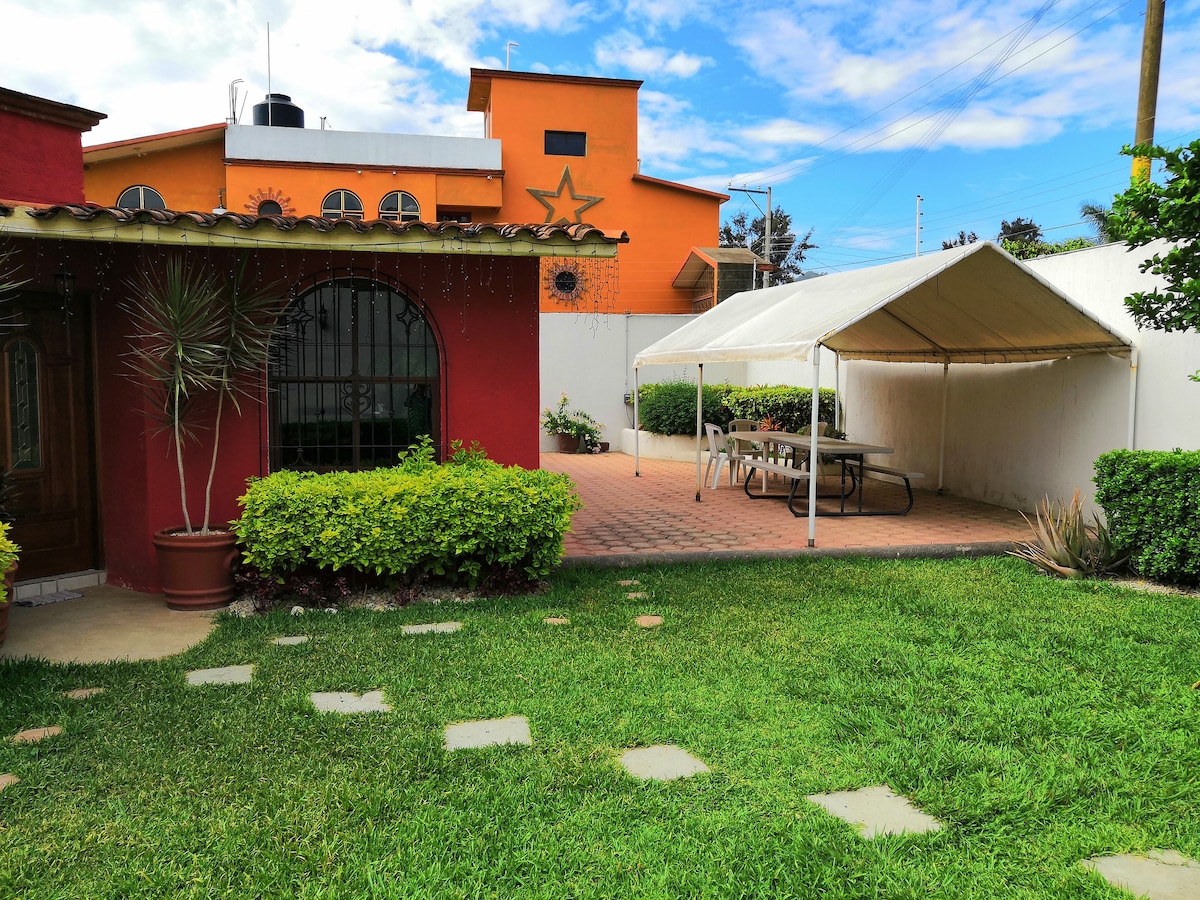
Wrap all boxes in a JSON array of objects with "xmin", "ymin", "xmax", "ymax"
[
  {"xmin": 997, "ymin": 217, "xmax": 1042, "ymax": 245},
  {"xmin": 122, "ymin": 254, "xmax": 287, "ymax": 532},
  {"xmin": 636, "ymin": 381, "xmax": 840, "ymax": 435},
  {"xmin": 540, "ymin": 394, "xmax": 603, "ymax": 450},
  {"xmin": 1008, "ymin": 491, "xmax": 1126, "ymax": 579},
  {"xmin": 1000, "ymin": 236, "xmax": 1094, "ymax": 260},
  {"xmin": 1110, "ymin": 140, "xmax": 1200, "ymax": 337},
  {"xmin": 0, "ymin": 521, "xmax": 19, "ymax": 603},
  {"xmin": 719, "ymin": 206, "xmax": 817, "ymax": 283},
  {"xmin": 1094, "ymin": 449, "xmax": 1200, "ymax": 584},
  {"xmin": 942, "ymin": 230, "xmax": 978, "ymax": 250},
  {"xmin": 636, "ymin": 380, "xmax": 726, "ymax": 435},
  {"xmin": 233, "ymin": 446, "xmax": 581, "ymax": 586}
]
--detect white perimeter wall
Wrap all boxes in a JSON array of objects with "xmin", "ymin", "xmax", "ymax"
[{"xmin": 539, "ymin": 314, "xmax": 746, "ymax": 451}]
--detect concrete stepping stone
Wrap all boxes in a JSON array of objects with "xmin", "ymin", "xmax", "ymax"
[
  {"xmin": 634, "ymin": 615, "xmax": 663, "ymax": 628},
  {"xmin": 186, "ymin": 664, "xmax": 254, "ymax": 685},
  {"xmin": 402, "ymin": 621, "xmax": 462, "ymax": 635},
  {"xmin": 627, "ymin": 592, "xmax": 649, "ymax": 599},
  {"xmin": 1083, "ymin": 850, "xmax": 1200, "ymax": 899},
  {"xmin": 63, "ymin": 687, "xmax": 104, "ymax": 700},
  {"xmin": 444, "ymin": 715, "xmax": 531, "ymax": 751},
  {"xmin": 543, "ymin": 616, "xmax": 570, "ymax": 625},
  {"xmin": 11, "ymin": 726, "xmax": 62, "ymax": 744},
  {"xmin": 618, "ymin": 579, "xmax": 640, "ymax": 586},
  {"xmin": 0, "ymin": 774, "xmax": 17, "ymax": 792},
  {"xmin": 620, "ymin": 744, "xmax": 709, "ymax": 781},
  {"xmin": 806, "ymin": 785, "xmax": 942, "ymax": 838},
  {"xmin": 272, "ymin": 635, "xmax": 309, "ymax": 646},
  {"xmin": 309, "ymin": 690, "xmax": 391, "ymax": 714}
]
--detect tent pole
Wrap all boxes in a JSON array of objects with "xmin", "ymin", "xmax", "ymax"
[
  {"xmin": 937, "ymin": 361, "xmax": 949, "ymax": 494},
  {"xmin": 807, "ymin": 348, "xmax": 821, "ymax": 547},
  {"xmin": 1127, "ymin": 348, "xmax": 1139, "ymax": 450},
  {"xmin": 834, "ymin": 353, "xmax": 841, "ymax": 433},
  {"xmin": 633, "ymin": 368, "xmax": 641, "ymax": 476},
  {"xmin": 695, "ymin": 364, "xmax": 704, "ymax": 502}
]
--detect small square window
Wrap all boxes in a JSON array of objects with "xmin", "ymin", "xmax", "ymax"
[{"xmin": 545, "ymin": 131, "xmax": 586, "ymax": 157}]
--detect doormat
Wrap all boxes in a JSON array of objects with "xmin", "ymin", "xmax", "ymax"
[{"xmin": 15, "ymin": 590, "xmax": 83, "ymax": 607}]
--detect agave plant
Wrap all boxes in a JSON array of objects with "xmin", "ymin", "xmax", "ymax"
[
  {"xmin": 1009, "ymin": 490, "xmax": 1128, "ymax": 579},
  {"xmin": 123, "ymin": 255, "xmax": 286, "ymax": 534}
]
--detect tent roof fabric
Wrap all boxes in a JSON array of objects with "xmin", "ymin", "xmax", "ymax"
[{"xmin": 635, "ymin": 241, "xmax": 1133, "ymax": 367}]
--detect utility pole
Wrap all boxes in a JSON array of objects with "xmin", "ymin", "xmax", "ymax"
[
  {"xmin": 915, "ymin": 195, "xmax": 924, "ymax": 257},
  {"xmin": 727, "ymin": 185, "xmax": 773, "ymax": 288},
  {"xmin": 1131, "ymin": 0, "xmax": 1166, "ymax": 183}
]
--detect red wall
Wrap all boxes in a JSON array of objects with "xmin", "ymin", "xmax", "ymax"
[
  {"xmin": 29, "ymin": 240, "xmax": 540, "ymax": 593},
  {"xmin": 0, "ymin": 110, "xmax": 87, "ymax": 204}
]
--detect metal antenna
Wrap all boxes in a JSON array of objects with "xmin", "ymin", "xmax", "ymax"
[{"xmin": 506, "ymin": 41, "xmax": 519, "ymax": 70}]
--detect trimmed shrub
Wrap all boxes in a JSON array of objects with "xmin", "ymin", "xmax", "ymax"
[
  {"xmin": 637, "ymin": 380, "xmax": 727, "ymax": 436},
  {"xmin": 636, "ymin": 381, "xmax": 839, "ymax": 435},
  {"xmin": 1094, "ymin": 449, "xmax": 1200, "ymax": 584},
  {"xmin": 233, "ymin": 444, "xmax": 581, "ymax": 586}
]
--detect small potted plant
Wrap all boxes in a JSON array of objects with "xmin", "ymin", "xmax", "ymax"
[
  {"xmin": 541, "ymin": 394, "xmax": 603, "ymax": 453},
  {"xmin": 123, "ymin": 255, "xmax": 286, "ymax": 610},
  {"xmin": 0, "ymin": 520, "xmax": 20, "ymax": 647}
]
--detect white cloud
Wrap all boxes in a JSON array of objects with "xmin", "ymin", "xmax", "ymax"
[
  {"xmin": 594, "ymin": 30, "xmax": 709, "ymax": 78},
  {"xmin": 743, "ymin": 119, "xmax": 830, "ymax": 147}
]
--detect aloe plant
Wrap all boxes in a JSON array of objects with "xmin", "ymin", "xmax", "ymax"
[
  {"xmin": 123, "ymin": 256, "xmax": 286, "ymax": 534},
  {"xmin": 1009, "ymin": 490, "xmax": 1128, "ymax": 579}
]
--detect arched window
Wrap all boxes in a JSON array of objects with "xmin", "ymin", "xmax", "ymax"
[
  {"xmin": 116, "ymin": 185, "xmax": 166, "ymax": 209},
  {"xmin": 379, "ymin": 191, "xmax": 420, "ymax": 222},
  {"xmin": 257, "ymin": 199, "xmax": 283, "ymax": 216},
  {"xmin": 320, "ymin": 190, "xmax": 364, "ymax": 220},
  {"xmin": 268, "ymin": 275, "xmax": 440, "ymax": 471}
]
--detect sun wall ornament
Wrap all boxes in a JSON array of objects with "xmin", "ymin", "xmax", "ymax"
[
  {"xmin": 245, "ymin": 188, "xmax": 294, "ymax": 216},
  {"xmin": 527, "ymin": 166, "xmax": 603, "ymax": 225}
]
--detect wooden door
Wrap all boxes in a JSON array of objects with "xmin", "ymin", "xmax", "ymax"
[{"xmin": 2, "ymin": 291, "xmax": 99, "ymax": 579}]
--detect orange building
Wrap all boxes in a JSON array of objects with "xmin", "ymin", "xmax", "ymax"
[{"xmin": 84, "ymin": 70, "xmax": 728, "ymax": 314}]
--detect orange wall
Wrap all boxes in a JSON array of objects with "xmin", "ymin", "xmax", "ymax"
[
  {"xmin": 85, "ymin": 139, "xmax": 225, "ymax": 212},
  {"xmin": 480, "ymin": 73, "xmax": 721, "ymax": 314}
]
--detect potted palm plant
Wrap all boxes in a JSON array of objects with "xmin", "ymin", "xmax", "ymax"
[
  {"xmin": 0, "ymin": 520, "xmax": 20, "ymax": 646},
  {"xmin": 123, "ymin": 255, "xmax": 286, "ymax": 610}
]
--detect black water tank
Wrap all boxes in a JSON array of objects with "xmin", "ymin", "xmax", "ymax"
[{"xmin": 252, "ymin": 93, "xmax": 304, "ymax": 128}]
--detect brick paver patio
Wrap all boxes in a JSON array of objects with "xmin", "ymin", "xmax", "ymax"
[{"xmin": 542, "ymin": 452, "xmax": 1029, "ymax": 560}]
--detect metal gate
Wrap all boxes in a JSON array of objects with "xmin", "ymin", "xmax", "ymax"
[{"xmin": 268, "ymin": 274, "xmax": 441, "ymax": 471}]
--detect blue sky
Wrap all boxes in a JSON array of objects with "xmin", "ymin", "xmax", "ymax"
[{"xmin": 4, "ymin": 0, "xmax": 1198, "ymax": 272}]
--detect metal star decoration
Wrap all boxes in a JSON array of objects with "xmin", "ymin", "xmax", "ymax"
[{"xmin": 527, "ymin": 166, "xmax": 603, "ymax": 225}]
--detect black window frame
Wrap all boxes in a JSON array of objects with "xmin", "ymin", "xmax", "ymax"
[{"xmin": 544, "ymin": 130, "xmax": 586, "ymax": 157}]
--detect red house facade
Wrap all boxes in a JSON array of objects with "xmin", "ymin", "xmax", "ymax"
[{"xmin": 0, "ymin": 90, "xmax": 622, "ymax": 594}]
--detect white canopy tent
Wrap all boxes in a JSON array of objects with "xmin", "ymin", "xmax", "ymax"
[{"xmin": 631, "ymin": 241, "xmax": 1135, "ymax": 546}]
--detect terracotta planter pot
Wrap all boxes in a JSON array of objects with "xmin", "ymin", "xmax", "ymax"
[
  {"xmin": 0, "ymin": 561, "xmax": 16, "ymax": 647},
  {"xmin": 556, "ymin": 433, "xmax": 582, "ymax": 453},
  {"xmin": 152, "ymin": 528, "xmax": 239, "ymax": 611}
]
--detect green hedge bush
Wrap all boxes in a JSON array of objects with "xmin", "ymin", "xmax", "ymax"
[
  {"xmin": 636, "ymin": 380, "xmax": 839, "ymax": 435},
  {"xmin": 233, "ymin": 444, "xmax": 581, "ymax": 586},
  {"xmin": 1094, "ymin": 449, "xmax": 1200, "ymax": 584}
]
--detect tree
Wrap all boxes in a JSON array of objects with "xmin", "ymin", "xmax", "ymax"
[
  {"xmin": 720, "ymin": 206, "xmax": 817, "ymax": 284},
  {"xmin": 997, "ymin": 217, "xmax": 1043, "ymax": 245},
  {"xmin": 1080, "ymin": 201, "xmax": 1121, "ymax": 245},
  {"xmin": 1001, "ymin": 236, "xmax": 1095, "ymax": 261},
  {"xmin": 1109, "ymin": 140, "xmax": 1200, "ymax": 336},
  {"xmin": 942, "ymin": 230, "xmax": 978, "ymax": 250}
]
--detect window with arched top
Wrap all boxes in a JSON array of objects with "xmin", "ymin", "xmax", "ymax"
[
  {"xmin": 268, "ymin": 274, "xmax": 441, "ymax": 471},
  {"xmin": 379, "ymin": 191, "xmax": 420, "ymax": 222},
  {"xmin": 116, "ymin": 185, "xmax": 166, "ymax": 209},
  {"xmin": 256, "ymin": 199, "xmax": 283, "ymax": 216},
  {"xmin": 320, "ymin": 190, "xmax": 364, "ymax": 220}
]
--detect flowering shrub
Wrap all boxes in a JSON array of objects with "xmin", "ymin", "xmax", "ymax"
[{"xmin": 540, "ymin": 394, "xmax": 603, "ymax": 450}]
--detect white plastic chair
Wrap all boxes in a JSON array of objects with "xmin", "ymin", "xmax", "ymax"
[
  {"xmin": 704, "ymin": 423, "xmax": 736, "ymax": 489},
  {"xmin": 727, "ymin": 419, "xmax": 763, "ymax": 483}
]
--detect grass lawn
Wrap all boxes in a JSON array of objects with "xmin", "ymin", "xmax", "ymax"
[{"xmin": 1, "ymin": 556, "xmax": 1198, "ymax": 899}]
